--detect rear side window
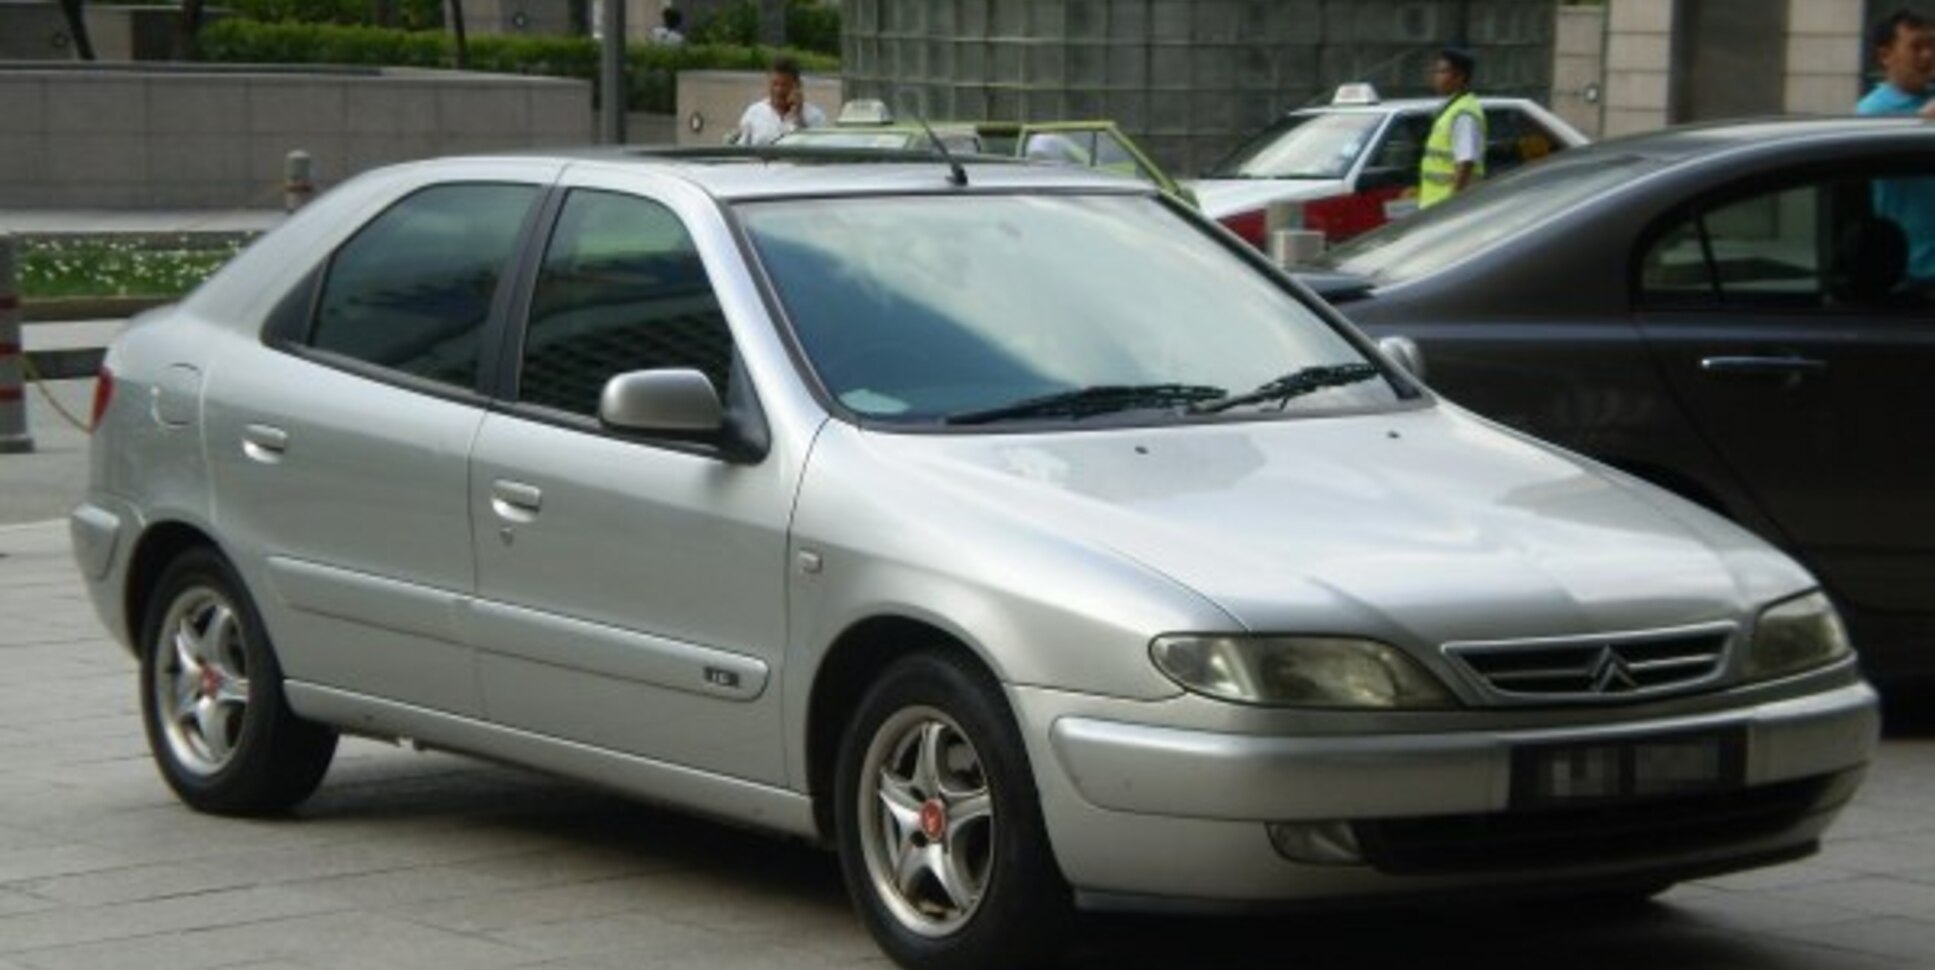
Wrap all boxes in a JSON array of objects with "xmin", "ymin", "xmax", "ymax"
[
  {"xmin": 516, "ymin": 189, "xmax": 734, "ymax": 418},
  {"xmin": 308, "ymin": 183, "xmax": 538, "ymax": 388}
]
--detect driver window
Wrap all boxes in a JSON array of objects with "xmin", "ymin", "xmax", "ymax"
[
  {"xmin": 518, "ymin": 190, "xmax": 734, "ymax": 418},
  {"xmin": 1367, "ymin": 114, "xmax": 1432, "ymax": 178}
]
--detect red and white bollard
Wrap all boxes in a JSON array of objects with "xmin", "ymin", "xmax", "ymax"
[{"xmin": 0, "ymin": 234, "xmax": 34, "ymax": 454}]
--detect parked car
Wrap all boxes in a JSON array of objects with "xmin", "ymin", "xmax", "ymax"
[
  {"xmin": 776, "ymin": 101, "xmax": 1191, "ymax": 202},
  {"xmin": 1192, "ymin": 84, "xmax": 1588, "ymax": 247},
  {"xmin": 1302, "ymin": 117, "xmax": 1935, "ymax": 686},
  {"xmin": 73, "ymin": 148, "xmax": 1876, "ymax": 970}
]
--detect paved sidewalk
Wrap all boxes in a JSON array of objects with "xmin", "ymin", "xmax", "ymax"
[{"xmin": 1, "ymin": 518, "xmax": 1932, "ymax": 969}]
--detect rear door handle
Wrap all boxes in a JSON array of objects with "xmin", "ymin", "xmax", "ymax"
[
  {"xmin": 490, "ymin": 480, "xmax": 543, "ymax": 523},
  {"xmin": 241, "ymin": 424, "xmax": 289, "ymax": 463},
  {"xmin": 1698, "ymin": 356, "xmax": 1828, "ymax": 377}
]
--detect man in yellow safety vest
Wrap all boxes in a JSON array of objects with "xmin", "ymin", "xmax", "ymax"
[{"xmin": 1418, "ymin": 48, "xmax": 1486, "ymax": 208}]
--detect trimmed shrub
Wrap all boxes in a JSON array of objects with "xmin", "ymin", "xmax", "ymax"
[
  {"xmin": 223, "ymin": 0, "xmax": 445, "ymax": 30},
  {"xmin": 195, "ymin": 20, "xmax": 837, "ymax": 113},
  {"xmin": 696, "ymin": 0, "xmax": 840, "ymax": 56}
]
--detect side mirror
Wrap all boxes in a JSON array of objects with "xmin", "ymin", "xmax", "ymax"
[
  {"xmin": 600, "ymin": 368, "xmax": 725, "ymax": 434},
  {"xmin": 1377, "ymin": 335, "xmax": 1426, "ymax": 382}
]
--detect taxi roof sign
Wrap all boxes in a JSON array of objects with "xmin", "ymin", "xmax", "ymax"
[
  {"xmin": 837, "ymin": 99, "xmax": 895, "ymax": 125},
  {"xmin": 1331, "ymin": 83, "xmax": 1381, "ymax": 106}
]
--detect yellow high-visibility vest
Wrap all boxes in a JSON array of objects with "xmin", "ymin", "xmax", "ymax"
[{"xmin": 1419, "ymin": 93, "xmax": 1486, "ymax": 208}]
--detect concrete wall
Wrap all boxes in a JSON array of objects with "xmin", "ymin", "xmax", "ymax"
[
  {"xmin": 0, "ymin": 67, "xmax": 591, "ymax": 208},
  {"xmin": 1551, "ymin": 5, "xmax": 1604, "ymax": 137},
  {"xmin": 675, "ymin": 69, "xmax": 845, "ymax": 145},
  {"xmin": 1590, "ymin": 0, "xmax": 1871, "ymax": 139},
  {"xmin": 1602, "ymin": 0, "xmax": 1674, "ymax": 137},
  {"xmin": 1786, "ymin": 0, "xmax": 1864, "ymax": 114}
]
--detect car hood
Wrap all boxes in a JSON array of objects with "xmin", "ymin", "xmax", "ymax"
[
  {"xmin": 1186, "ymin": 178, "xmax": 1350, "ymax": 221},
  {"xmin": 865, "ymin": 405, "xmax": 1807, "ymax": 647}
]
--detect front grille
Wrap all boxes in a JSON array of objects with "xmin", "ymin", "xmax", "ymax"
[
  {"xmin": 1353, "ymin": 771, "xmax": 1854, "ymax": 876},
  {"xmin": 1446, "ymin": 629, "xmax": 1731, "ymax": 702}
]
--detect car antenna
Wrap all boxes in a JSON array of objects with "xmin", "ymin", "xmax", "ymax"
[{"xmin": 910, "ymin": 110, "xmax": 967, "ymax": 187}]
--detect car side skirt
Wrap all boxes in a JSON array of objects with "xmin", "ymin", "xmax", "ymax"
[{"xmin": 283, "ymin": 682, "xmax": 820, "ymax": 840}]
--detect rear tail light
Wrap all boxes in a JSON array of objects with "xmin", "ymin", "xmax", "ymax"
[
  {"xmin": 90, "ymin": 365, "xmax": 114, "ymax": 432},
  {"xmin": 1217, "ymin": 209, "xmax": 1268, "ymax": 249}
]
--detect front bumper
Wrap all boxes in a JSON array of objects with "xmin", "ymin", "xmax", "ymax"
[{"xmin": 1014, "ymin": 676, "xmax": 1878, "ymax": 905}]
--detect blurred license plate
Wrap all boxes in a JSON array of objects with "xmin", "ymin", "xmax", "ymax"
[{"xmin": 1511, "ymin": 729, "xmax": 1745, "ymax": 808}]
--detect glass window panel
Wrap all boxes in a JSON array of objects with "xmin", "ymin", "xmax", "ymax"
[{"xmin": 311, "ymin": 183, "xmax": 536, "ymax": 388}]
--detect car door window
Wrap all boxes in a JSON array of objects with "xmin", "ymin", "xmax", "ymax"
[
  {"xmin": 1367, "ymin": 113, "xmax": 1432, "ymax": 178},
  {"xmin": 309, "ymin": 183, "xmax": 538, "ymax": 388},
  {"xmin": 1641, "ymin": 186, "xmax": 1823, "ymax": 310},
  {"xmin": 1093, "ymin": 131, "xmax": 1152, "ymax": 182},
  {"xmin": 517, "ymin": 190, "xmax": 734, "ymax": 417},
  {"xmin": 1640, "ymin": 168, "xmax": 1935, "ymax": 313}
]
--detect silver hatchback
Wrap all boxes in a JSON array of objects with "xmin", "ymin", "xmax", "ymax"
[{"xmin": 72, "ymin": 150, "xmax": 1877, "ymax": 970}]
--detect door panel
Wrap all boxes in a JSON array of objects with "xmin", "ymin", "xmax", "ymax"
[
  {"xmin": 469, "ymin": 184, "xmax": 795, "ymax": 782},
  {"xmin": 1636, "ymin": 168, "xmax": 1935, "ymax": 615},
  {"xmin": 205, "ymin": 350, "xmax": 486, "ymax": 714},
  {"xmin": 203, "ymin": 177, "xmax": 543, "ymax": 715}
]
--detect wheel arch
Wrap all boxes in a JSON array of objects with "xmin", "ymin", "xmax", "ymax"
[
  {"xmin": 122, "ymin": 519, "xmax": 228, "ymax": 655},
  {"xmin": 804, "ymin": 615, "xmax": 1005, "ymax": 842}
]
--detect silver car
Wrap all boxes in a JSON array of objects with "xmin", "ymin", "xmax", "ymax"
[{"xmin": 72, "ymin": 150, "xmax": 1877, "ymax": 970}]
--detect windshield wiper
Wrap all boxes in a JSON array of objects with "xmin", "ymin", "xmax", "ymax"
[
  {"xmin": 1188, "ymin": 363, "xmax": 1381, "ymax": 415},
  {"xmin": 945, "ymin": 383, "xmax": 1227, "ymax": 426}
]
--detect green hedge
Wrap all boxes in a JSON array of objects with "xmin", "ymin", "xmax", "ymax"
[
  {"xmin": 196, "ymin": 20, "xmax": 838, "ymax": 113},
  {"xmin": 223, "ymin": 0, "xmax": 446, "ymax": 30},
  {"xmin": 694, "ymin": 0, "xmax": 840, "ymax": 55}
]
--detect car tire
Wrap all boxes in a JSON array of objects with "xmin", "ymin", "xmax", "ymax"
[
  {"xmin": 834, "ymin": 650, "xmax": 1070, "ymax": 970},
  {"xmin": 138, "ymin": 547, "xmax": 338, "ymax": 816}
]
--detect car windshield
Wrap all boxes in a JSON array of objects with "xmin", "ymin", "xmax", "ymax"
[
  {"xmin": 1205, "ymin": 113, "xmax": 1384, "ymax": 179},
  {"xmin": 737, "ymin": 194, "xmax": 1400, "ymax": 426},
  {"xmin": 1314, "ymin": 153, "xmax": 1664, "ymax": 285}
]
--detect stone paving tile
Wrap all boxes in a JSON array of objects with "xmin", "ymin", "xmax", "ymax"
[
  {"xmin": 1651, "ymin": 883, "xmax": 1873, "ymax": 932},
  {"xmin": 1765, "ymin": 874, "xmax": 1935, "ymax": 920},
  {"xmin": 11, "ymin": 911, "xmax": 535, "ymax": 970},
  {"xmin": 1761, "ymin": 916, "xmax": 1935, "ymax": 966},
  {"xmin": 0, "ymin": 885, "xmax": 343, "ymax": 954}
]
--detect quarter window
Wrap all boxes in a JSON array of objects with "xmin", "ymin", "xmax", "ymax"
[
  {"xmin": 309, "ymin": 183, "xmax": 537, "ymax": 388},
  {"xmin": 518, "ymin": 190, "xmax": 734, "ymax": 418}
]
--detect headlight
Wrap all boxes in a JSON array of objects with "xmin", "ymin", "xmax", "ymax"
[
  {"xmin": 1745, "ymin": 591, "xmax": 1852, "ymax": 680},
  {"xmin": 1149, "ymin": 635, "xmax": 1456, "ymax": 709}
]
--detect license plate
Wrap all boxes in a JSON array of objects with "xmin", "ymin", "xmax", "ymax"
[{"xmin": 1511, "ymin": 729, "xmax": 1745, "ymax": 808}]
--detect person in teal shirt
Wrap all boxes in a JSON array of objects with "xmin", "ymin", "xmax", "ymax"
[{"xmin": 1857, "ymin": 9, "xmax": 1935, "ymax": 282}]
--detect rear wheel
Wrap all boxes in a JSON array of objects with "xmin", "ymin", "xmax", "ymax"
[
  {"xmin": 835, "ymin": 651, "xmax": 1070, "ymax": 970},
  {"xmin": 139, "ymin": 548, "xmax": 337, "ymax": 815}
]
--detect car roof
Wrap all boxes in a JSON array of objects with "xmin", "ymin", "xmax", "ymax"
[
  {"xmin": 1291, "ymin": 96, "xmax": 1547, "ymax": 116},
  {"xmin": 1577, "ymin": 115, "xmax": 1934, "ymax": 161},
  {"xmin": 430, "ymin": 147, "xmax": 1156, "ymax": 201}
]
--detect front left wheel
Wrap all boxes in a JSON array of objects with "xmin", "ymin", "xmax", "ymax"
[
  {"xmin": 834, "ymin": 650, "xmax": 1071, "ymax": 970},
  {"xmin": 138, "ymin": 547, "xmax": 338, "ymax": 815}
]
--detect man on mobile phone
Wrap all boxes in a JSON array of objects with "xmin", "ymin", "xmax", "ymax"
[{"xmin": 730, "ymin": 56, "xmax": 827, "ymax": 146}]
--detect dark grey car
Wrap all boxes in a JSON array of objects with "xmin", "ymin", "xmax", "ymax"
[{"xmin": 1306, "ymin": 118, "xmax": 1935, "ymax": 685}]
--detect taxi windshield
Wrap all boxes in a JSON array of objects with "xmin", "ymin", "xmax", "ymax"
[
  {"xmin": 1205, "ymin": 113, "xmax": 1384, "ymax": 179},
  {"xmin": 736, "ymin": 194, "xmax": 1401, "ymax": 426}
]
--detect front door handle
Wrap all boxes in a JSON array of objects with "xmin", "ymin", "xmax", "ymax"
[
  {"xmin": 1698, "ymin": 355, "xmax": 1828, "ymax": 377},
  {"xmin": 241, "ymin": 424, "xmax": 289, "ymax": 464},
  {"xmin": 490, "ymin": 480, "xmax": 543, "ymax": 523}
]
